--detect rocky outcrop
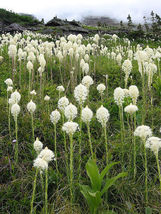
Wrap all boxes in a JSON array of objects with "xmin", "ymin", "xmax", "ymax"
[
  {"xmin": 58, "ymin": 25, "xmax": 89, "ymax": 34},
  {"xmin": 45, "ymin": 17, "xmax": 87, "ymax": 35},
  {"xmin": 1, "ymin": 23, "xmax": 26, "ymax": 33},
  {"xmin": 45, "ymin": 17, "xmax": 67, "ymax": 27}
]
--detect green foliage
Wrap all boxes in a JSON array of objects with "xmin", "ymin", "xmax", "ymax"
[
  {"xmin": 80, "ymin": 159, "xmax": 127, "ymax": 213},
  {"xmin": 153, "ymin": 77, "xmax": 161, "ymax": 98},
  {"xmin": 0, "ymin": 8, "xmax": 40, "ymax": 26}
]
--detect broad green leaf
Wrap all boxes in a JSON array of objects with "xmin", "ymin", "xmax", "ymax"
[
  {"xmin": 100, "ymin": 211, "xmax": 117, "ymax": 214},
  {"xmin": 80, "ymin": 185, "xmax": 101, "ymax": 213},
  {"xmin": 86, "ymin": 159, "xmax": 101, "ymax": 191},
  {"xmin": 80, "ymin": 185, "xmax": 95, "ymax": 213},
  {"xmin": 145, "ymin": 207, "xmax": 152, "ymax": 214},
  {"xmin": 101, "ymin": 172, "xmax": 127, "ymax": 196},
  {"xmin": 88, "ymin": 190, "xmax": 102, "ymax": 208},
  {"xmin": 100, "ymin": 162, "xmax": 120, "ymax": 182}
]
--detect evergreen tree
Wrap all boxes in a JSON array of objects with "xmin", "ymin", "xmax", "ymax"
[
  {"xmin": 127, "ymin": 14, "xmax": 133, "ymax": 31},
  {"xmin": 143, "ymin": 16, "xmax": 149, "ymax": 32},
  {"xmin": 137, "ymin": 23, "xmax": 143, "ymax": 31},
  {"xmin": 120, "ymin": 20, "xmax": 124, "ymax": 29}
]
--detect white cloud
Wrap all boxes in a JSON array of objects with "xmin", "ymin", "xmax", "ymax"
[{"xmin": 1, "ymin": 0, "xmax": 161, "ymax": 23}]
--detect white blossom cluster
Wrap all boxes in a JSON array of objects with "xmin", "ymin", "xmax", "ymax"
[
  {"xmin": 114, "ymin": 87, "xmax": 125, "ymax": 106},
  {"xmin": 122, "ymin": 59, "xmax": 132, "ymax": 87},
  {"xmin": 4, "ymin": 78, "xmax": 13, "ymax": 86},
  {"xmin": 8, "ymin": 44, "xmax": 17, "ymax": 58},
  {"xmin": 10, "ymin": 90, "xmax": 21, "ymax": 120},
  {"xmin": 50, "ymin": 110, "xmax": 61, "ymax": 125},
  {"xmin": 62, "ymin": 121, "xmax": 79, "ymax": 136},
  {"xmin": 57, "ymin": 85, "xmax": 65, "ymax": 92},
  {"xmin": 97, "ymin": 84, "xmax": 106, "ymax": 95},
  {"xmin": 34, "ymin": 147, "xmax": 55, "ymax": 172},
  {"xmin": 64, "ymin": 103, "xmax": 77, "ymax": 121},
  {"xmin": 124, "ymin": 103, "xmax": 138, "ymax": 114},
  {"xmin": 96, "ymin": 105, "xmax": 110, "ymax": 127},
  {"xmin": 58, "ymin": 96, "xmax": 69, "ymax": 113},
  {"xmin": 82, "ymin": 75, "xmax": 94, "ymax": 89},
  {"xmin": 30, "ymin": 90, "xmax": 37, "ymax": 96},
  {"xmin": 44, "ymin": 95, "xmax": 50, "ymax": 101},
  {"xmin": 81, "ymin": 106, "xmax": 93, "ymax": 124},
  {"xmin": 11, "ymin": 103, "xmax": 20, "ymax": 120},
  {"xmin": 146, "ymin": 137, "xmax": 161, "ymax": 156},
  {"xmin": 27, "ymin": 100, "xmax": 36, "ymax": 114},
  {"xmin": 34, "ymin": 137, "xmax": 43, "ymax": 154},
  {"xmin": 11, "ymin": 90, "xmax": 21, "ymax": 103},
  {"xmin": 7, "ymin": 86, "xmax": 13, "ymax": 92},
  {"xmin": 129, "ymin": 85, "xmax": 139, "ymax": 105},
  {"xmin": 134, "ymin": 125, "xmax": 152, "ymax": 141},
  {"xmin": 27, "ymin": 61, "xmax": 33, "ymax": 72},
  {"xmin": 74, "ymin": 84, "xmax": 88, "ymax": 105}
]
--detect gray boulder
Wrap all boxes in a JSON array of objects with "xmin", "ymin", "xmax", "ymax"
[
  {"xmin": 46, "ymin": 17, "xmax": 67, "ymax": 27},
  {"xmin": 3, "ymin": 23, "xmax": 26, "ymax": 32}
]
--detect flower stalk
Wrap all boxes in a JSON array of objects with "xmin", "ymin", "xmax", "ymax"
[{"xmin": 30, "ymin": 168, "xmax": 38, "ymax": 214}]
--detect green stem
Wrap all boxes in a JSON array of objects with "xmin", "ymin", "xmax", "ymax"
[
  {"xmin": 14, "ymin": 117, "xmax": 18, "ymax": 163},
  {"xmin": 45, "ymin": 168, "xmax": 48, "ymax": 214},
  {"xmin": 30, "ymin": 168, "xmax": 38, "ymax": 214},
  {"xmin": 40, "ymin": 75, "xmax": 42, "ymax": 99},
  {"xmin": 143, "ymin": 140, "xmax": 148, "ymax": 205},
  {"xmin": 87, "ymin": 123, "xmax": 94, "ymax": 159},
  {"xmin": 156, "ymin": 153, "xmax": 161, "ymax": 192},
  {"xmin": 47, "ymin": 102, "xmax": 50, "ymax": 115},
  {"xmin": 31, "ymin": 114, "xmax": 34, "ymax": 143},
  {"xmin": 8, "ymin": 105, "xmax": 11, "ymax": 142},
  {"xmin": 127, "ymin": 114, "xmax": 131, "ymax": 132},
  {"xmin": 54, "ymin": 124, "xmax": 59, "ymax": 175},
  {"xmin": 158, "ymin": 60, "xmax": 160, "ymax": 78},
  {"xmin": 150, "ymin": 92, "xmax": 154, "ymax": 132},
  {"xmin": 69, "ymin": 134, "xmax": 74, "ymax": 204},
  {"xmin": 78, "ymin": 104, "xmax": 82, "ymax": 182},
  {"xmin": 62, "ymin": 113, "xmax": 69, "ymax": 181},
  {"xmin": 100, "ymin": 93, "xmax": 103, "ymax": 103},
  {"xmin": 40, "ymin": 172, "xmax": 44, "ymax": 193},
  {"xmin": 6, "ymin": 91, "xmax": 8, "ymax": 110},
  {"xmin": 133, "ymin": 113, "xmax": 137, "ymax": 179},
  {"xmin": 104, "ymin": 125, "xmax": 108, "ymax": 165},
  {"xmin": 142, "ymin": 71, "xmax": 146, "ymax": 124},
  {"xmin": 93, "ymin": 208, "xmax": 97, "ymax": 214},
  {"xmin": 29, "ymin": 72, "xmax": 31, "ymax": 98},
  {"xmin": 19, "ymin": 60, "xmax": 21, "ymax": 88},
  {"xmin": 119, "ymin": 105, "xmax": 124, "ymax": 167}
]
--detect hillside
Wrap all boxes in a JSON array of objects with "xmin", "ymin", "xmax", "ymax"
[
  {"xmin": 82, "ymin": 15, "xmax": 120, "ymax": 27},
  {"xmin": 0, "ymin": 8, "xmax": 40, "ymax": 26}
]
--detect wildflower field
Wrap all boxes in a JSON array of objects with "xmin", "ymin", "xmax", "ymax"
[{"xmin": 0, "ymin": 31, "xmax": 161, "ymax": 214}]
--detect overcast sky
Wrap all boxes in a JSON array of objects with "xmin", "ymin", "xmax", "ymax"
[{"xmin": 1, "ymin": 0, "xmax": 161, "ymax": 23}]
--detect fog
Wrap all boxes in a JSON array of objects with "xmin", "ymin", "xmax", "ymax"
[{"xmin": 1, "ymin": 0, "xmax": 161, "ymax": 23}]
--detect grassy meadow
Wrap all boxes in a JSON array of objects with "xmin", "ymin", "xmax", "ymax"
[{"xmin": 0, "ymin": 31, "xmax": 161, "ymax": 214}]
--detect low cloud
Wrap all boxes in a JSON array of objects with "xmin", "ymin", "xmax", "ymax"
[{"xmin": 1, "ymin": 0, "xmax": 161, "ymax": 23}]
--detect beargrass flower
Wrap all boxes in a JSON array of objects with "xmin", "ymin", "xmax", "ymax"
[
  {"xmin": 74, "ymin": 84, "xmax": 88, "ymax": 105},
  {"xmin": 124, "ymin": 103, "xmax": 138, "ymax": 114},
  {"xmin": 27, "ymin": 100, "xmax": 36, "ymax": 114},
  {"xmin": 11, "ymin": 90, "xmax": 21, "ymax": 104},
  {"xmin": 64, "ymin": 103, "xmax": 77, "ymax": 121},
  {"xmin": 50, "ymin": 110, "xmax": 61, "ymax": 125},
  {"xmin": 134, "ymin": 125, "xmax": 152, "ymax": 141},
  {"xmin": 114, "ymin": 87, "xmax": 125, "ymax": 106},
  {"xmin": 34, "ymin": 137, "xmax": 43, "ymax": 154},
  {"xmin": 58, "ymin": 96, "xmax": 69, "ymax": 113},
  {"xmin": 96, "ymin": 105, "xmax": 110, "ymax": 128},
  {"xmin": 62, "ymin": 122, "xmax": 78, "ymax": 136}
]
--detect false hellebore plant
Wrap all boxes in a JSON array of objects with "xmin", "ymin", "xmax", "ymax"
[{"xmin": 80, "ymin": 159, "xmax": 127, "ymax": 214}]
